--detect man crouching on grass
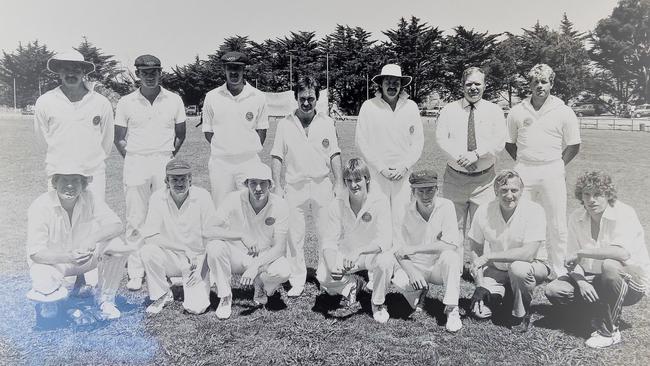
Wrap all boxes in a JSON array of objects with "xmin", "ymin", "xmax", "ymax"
[
  {"xmin": 26, "ymin": 167, "xmax": 129, "ymax": 322},
  {"xmin": 317, "ymin": 158, "xmax": 394, "ymax": 323},
  {"xmin": 206, "ymin": 162, "xmax": 291, "ymax": 320},
  {"xmin": 545, "ymin": 171, "xmax": 650, "ymax": 348}
]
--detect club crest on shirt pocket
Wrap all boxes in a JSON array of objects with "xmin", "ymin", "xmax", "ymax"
[
  {"xmin": 92, "ymin": 116, "xmax": 101, "ymax": 126},
  {"xmin": 523, "ymin": 117, "xmax": 534, "ymax": 127},
  {"xmin": 265, "ymin": 217, "xmax": 275, "ymax": 226},
  {"xmin": 246, "ymin": 112, "xmax": 254, "ymax": 121},
  {"xmin": 361, "ymin": 212, "xmax": 372, "ymax": 222},
  {"xmin": 322, "ymin": 138, "xmax": 329, "ymax": 148},
  {"xmin": 409, "ymin": 125, "xmax": 415, "ymax": 135}
]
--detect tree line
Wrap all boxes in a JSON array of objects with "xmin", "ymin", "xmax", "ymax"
[{"xmin": 1, "ymin": 0, "xmax": 648, "ymax": 115}]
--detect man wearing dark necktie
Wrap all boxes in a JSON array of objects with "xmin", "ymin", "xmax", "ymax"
[{"xmin": 436, "ymin": 67, "xmax": 506, "ymax": 267}]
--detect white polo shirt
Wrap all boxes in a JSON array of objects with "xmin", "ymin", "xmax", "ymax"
[
  {"xmin": 140, "ymin": 186, "xmax": 217, "ymax": 256},
  {"xmin": 202, "ymin": 82, "xmax": 269, "ymax": 157},
  {"xmin": 270, "ymin": 110, "xmax": 341, "ymax": 184},
  {"xmin": 321, "ymin": 192, "xmax": 392, "ymax": 255},
  {"xmin": 568, "ymin": 201, "xmax": 650, "ymax": 286},
  {"xmin": 26, "ymin": 190, "xmax": 120, "ymax": 261},
  {"xmin": 34, "ymin": 82, "xmax": 114, "ymax": 176},
  {"xmin": 215, "ymin": 189, "xmax": 289, "ymax": 251},
  {"xmin": 399, "ymin": 197, "xmax": 460, "ymax": 265},
  {"xmin": 114, "ymin": 87, "xmax": 186, "ymax": 155},
  {"xmin": 468, "ymin": 199, "xmax": 547, "ymax": 271},
  {"xmin": 436, "ymin": 98, "xmax": 505, "ymax": 172},
  {"xmin": 355, "ymin": 93, "xmax": 424, "ymax": 173},
  {"xmin": 507, "ymin": 96, "xmax": 581, "ymax": 163}
]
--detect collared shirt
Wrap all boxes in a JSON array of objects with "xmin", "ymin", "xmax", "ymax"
[
  {"xmin": 436, "ymin": 98, "xmax": 506, "ymax": 172},
  {"xmin": 114, "ymin": 87, "xmax": 186, "ymax": 154},
  {"xmin": 26, "ymin": 190, "xmax": 120, "ymax": 261},
  {"xmin": 215, "ymin": 190, "xmax": 289, "ymax": 251},
  {"xmin": 201, "ymin": 82, "xmax": 269, "ymax": 157},
  {"xmin": 140, "ymin": 186, "xmax": 217, "ymax": 256},
  {"xmin": 270, "ymin": 110, "xmax": 341, "ymax": 184},
  {"xmin": 34, "ymin": 82, "xmax": 114, "ymax": 176},
  {"xmin": 469, "ymin": 199, "xmax": 547, "ymax": 271},
  {"xmin": 568, "ymin": 201, "xmax": 650, "ymax": 285},
  {"xmin": 321, "ymin": 192, "xmax": 392, "ymax": 254},
  {"xmin": 355, "ymin": 93, "xmax": 424, "ymax": 173},
  {"xmin": 399, "ymin": 197, "xmax": 460, "ymax": 265},
  {"xmin": 507, "ymin": 95, "xmax": 581, "ymax": 163}
]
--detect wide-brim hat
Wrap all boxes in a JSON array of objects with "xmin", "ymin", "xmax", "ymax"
[
  {"xmin": 50, "ymin": 165, "xmax": 93, "ymax": 180},
  {"xmin": 47, "ymin": 50, "xmax": 95, "ymax": 74},
  {"xmin": 371, "ymin": 64, "xmax": 412, "ymax": 87}
]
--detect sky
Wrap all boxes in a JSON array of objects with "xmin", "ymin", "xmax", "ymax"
[{"xmin": 0, "ymin": 0, "xmax": 620, "ymax": 71}]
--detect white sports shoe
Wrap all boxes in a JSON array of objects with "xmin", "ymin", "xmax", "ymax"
[
  {"xmin": 414, "ymin": 290, "xmax": 427, "ymax": 312},
  {"xmin": 372, "ymin": 303, "xmax": 390, "ymax": 323},
  {"xmin": 585, "ymin": 330, "xmax": 622, "ymax": 348},
  {"xmin": 472, "ymin": 300, "xmax": 492, "ymax": 319},
  {"xmin": 126, "ymin": 277, "xmax": 143, "ymax": 291},
  {"xmin": 287, "ymin": 286, "xmax": 304, "ymax": 298},
  {"xmin": 146, "ymin": 292, "xmax": 173, "ymax": 314},
  {"xmin": 253, "ymin": 279, "xmax": 268, "ymax": 306},
  {"xmin": 445, "ymin": 306, "xmax": 462, "ymax": 333},
  {"xmin": 100, "ymin": 302, "xmax": 121, "ymax": 319},
  {"xmin": 216, "ymin": 296, "xmax": 233, "ymax": 319}
]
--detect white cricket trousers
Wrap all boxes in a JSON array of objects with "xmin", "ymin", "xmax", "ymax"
[
  {"xmin": 140, "ymin": 243, "xmax": 211, "ymax": 314},
  {"xmin": 29, "ymin": 237, "xmax": 127, "ymax": 304},
  {"xmin": 205, "ymin": 240, "xmax": 291, "ymax": 298},
  {"xmin": 208, "ymin": 153, "xmax": 261, "ymax": 208},
  {"xmin": 514, "ymin": 159, "xmax": 567, "ymax": 277},
  {"xmin": 123, "ymin": 152, "xmax": 171, "ymax": 280},
  {"xmin": 286, "ymin": 177, "xmax": 334, "ymax": 288},
  {"xmin": 392, "ymin": 250, "xmax": 461, "ymax": 308},
  {"xmin": 369, "ymin": 167, "xmax": 411, "ymax": 246}
]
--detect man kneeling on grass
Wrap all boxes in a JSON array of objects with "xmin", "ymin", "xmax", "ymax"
[
  {"xmin": 26, "ymin": 167, "xmax": 129, "ymax": 322},
  {"xmin": 545, "ymin": 171, "xmax": 650, "ymax": 348},
  {"xmin": 468, "ymin": 169, "xmax": 550, "ymax": 333},
  {"xmin": 391, "ymin": 169, "xmax": 462, "ymax": 332},
  {"xmin": 317, "ymin": 158, "xmax": 394, "ymax": 323},
  {"xmin": 206, "ymin": 163, "xmax": 291, "ymax": 320}
]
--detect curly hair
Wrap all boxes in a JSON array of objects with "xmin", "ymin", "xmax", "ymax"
[
  {"xmin": 528, "ymin": 64, "xmax": 555, "ymax": 85},
  {"xmin": 574, "ymin": 171, "xmax": 617, "ymax": 206},
  {"xmin": 493, "ymin": 169, "xmax": 524, "ymax": 192}
]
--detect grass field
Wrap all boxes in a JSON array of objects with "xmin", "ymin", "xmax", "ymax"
[{"xmin": 1, "ymin": 115, "xmax": 650, "ymax": 365}]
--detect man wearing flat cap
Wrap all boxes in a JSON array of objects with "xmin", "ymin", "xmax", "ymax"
[
  {"xmin": 114, "ymin": 54, "xmax": 187, "ymax": 291},
  {"xmin": 202, "ymin": 51, "xmax": 269, "ymax": 208},
  {"xmin": 355, "ymin": 64, "xmax": 424, "ymax": 248},
  {"xmin": 391, "ymin": 169, "xmax": 463, "ymax": 332},
  {"xmin": 34, "ymin": 49, "xmax": 115, "ymax": 203}
]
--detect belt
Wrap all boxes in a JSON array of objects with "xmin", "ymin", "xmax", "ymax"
[{"xmin": 448, "ymin": 164, "xmax": 494, "ymax": 177}]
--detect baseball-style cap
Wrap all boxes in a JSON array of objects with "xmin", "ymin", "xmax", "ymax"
[
  {"xmin": 134, "ymin": 54, "xmax": 162, "ymax": 69},
  {"xmin": 166, "ymin": 159, "xmax": 191, "ymax": 175},
  {"xmin": 244, "ymin": 162, "xmax": 272, "ymax": 181},
  {"xmin": 221, "ymin": 51, "xmax": 249, "ymax": 65},
  {"xmin": 409, "ymin": 169, "xmax": 438, "ymax": 188},
  {"xmin": 47, "ymin": 50, "xmax": 95, "ymax": 74}
]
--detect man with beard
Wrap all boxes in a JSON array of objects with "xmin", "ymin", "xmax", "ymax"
[
  {"xmin": 468, "ymin": 169, "xmax": 549, "ymax": 333},
  {"xmin": 34, "ymin": 50, "xmax": 114, "ymax": 202},
  {"xmin": 114, "ymin": 54, "xmax": 187, "ymax": 291},
  {"xmin": 270, "ymin": 76, "xmax": 343, "ymax": 298},
  {"xmin": 355, "ymin": 64, "xmax": 423, "ymax": 246},
  {"xmin": 206, "ymin": 163, "xmax": 291, "ymax": 319},
  {"xmin": 505, "ymin": 64, "xmax": 581, "ymax": 278},
  {"xmin": 436, "ymin": 67, "xmax": 506, "ymax": 266},
  {"xmin": 202, "ymin": 51, "xmax": 269, "ymax": 208}
]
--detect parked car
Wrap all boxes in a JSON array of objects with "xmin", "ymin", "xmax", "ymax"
[
  {"xmin": 185, "ymin": 105, "xmax": 199, "ymax": 116},
  {"xmin": 632, "ymin": 104, "xmax": 650, "ymax": 118},
  {"xmin": 22, "ymin": 104, "xmax": 35, "ymax": 115},
  {"xmin": 571, "ymin": 104, "xmax": 601, "ymax": 117},
  {"xmin": 420, "ymin": 106, "xmax": 443, "ymax": 118}
]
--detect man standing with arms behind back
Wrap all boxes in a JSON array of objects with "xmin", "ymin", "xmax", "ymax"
[
  {"xmin": 114, "ymin": 54, "xmax": 187, "ymax": 291},
  {"xmin": 202, "ymin": 51, "xmax": 269, "ymax": 208},
  {"xmin": 505, "ymin": 64, "xmax": 581, "ymax": 278}
]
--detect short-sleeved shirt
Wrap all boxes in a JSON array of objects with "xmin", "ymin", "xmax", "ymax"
[
  {"xmin": 469, "ymin": 199, "xmax": 547, "ymax": 271},
  {"xmin": 270, "ymin": 110, "xmax": 341, "ymax": 184},
  {"xmin": 321, "ymin": 192, "xmax": 392, "ymax": 255},
  {"xmin": 26, "ymin": 190, "xmax": 121, "ymax": 263},
  {"xmin": 435, "ymin": 98, "xmax": 506, "ymax": 172},
  {"xmin": 140, "ymin": 186, "xmax": 218, "ymax": 256},
  {"xmin": 399, "ymin": 197, "xmax": 460, "ymax": 265},
  {"xmin": 568, "ymin": 200, "xmax": 650, "ymax": 290},
  {"xmin": 201, "ymin": 82, "xmax": 269, "ymax": 157},
  {"xmin": 114, "ymin": 87, "xmax": 186, "ymax": 154},
  {"xmin": 215, "ymin": 190, "xmax": 289, "ymax": 251},
  {"xmin": 506, "ymin": 95, "xmax": 581, "ymax": 163},
  {"xmin": 34, "ymin": 82, "xmax": 114, "ymax": 176}
]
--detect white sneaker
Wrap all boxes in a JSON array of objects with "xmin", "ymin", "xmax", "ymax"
[
  {"xmin": 146, "ymin": 292, "xmax": 173, "ymax": 314},
  {"xmin": 100, "ymin": 302, "xmax": 121, "ymax": 319},
  {"xmin": 414, "ymin": 290, "xmax": 427, "ymax": 312},
  {"xmin": 253, "ymin": 279, "xmax": 268, "ymax": 306},
  {"xmin": 472, "ymin": 300, "xmax": 492, "ymax": 319},
  {"xmin": 287, "ymin": 286, "xmax": 304, "ymax": 298},
  {"xmin": 445, "ymin": 306, "xmax": 462, "ymax": 332},
  {"xmin": 216, "ymin": 296, "xmax": 232, "ymax": 319},
  {"xmin": 585, "ymin": 330, "xmax": 622, "ymax": 348},
  {"xmin": 372, "ymin": 303, "xmax": 389, "ymax": 323},
  {"xmin": 127, "ymin": 277, "xmax": 143, "ymax": 291}
]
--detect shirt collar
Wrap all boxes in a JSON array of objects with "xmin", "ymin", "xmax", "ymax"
[
  {"xmin": 165, "ymin": 186, "xmax": 198, "ymax": 207},
  {"xmin": 577, "ymin": 202, "xmax": 618, "ymax": 222},
  {"xmin": 461, "ymin": 98, "xmax": 483, "ymax": 109},
  {"xmin": 238, "ymin": 189, "xmax": 271, "ymax": 214},
  {"xmin": 217, "ymin": 82, "xmax": 254, "ymax": 98},
  {"xmin": 137, "ymin": 86, "xmax": 169, "ymax": 101}
]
